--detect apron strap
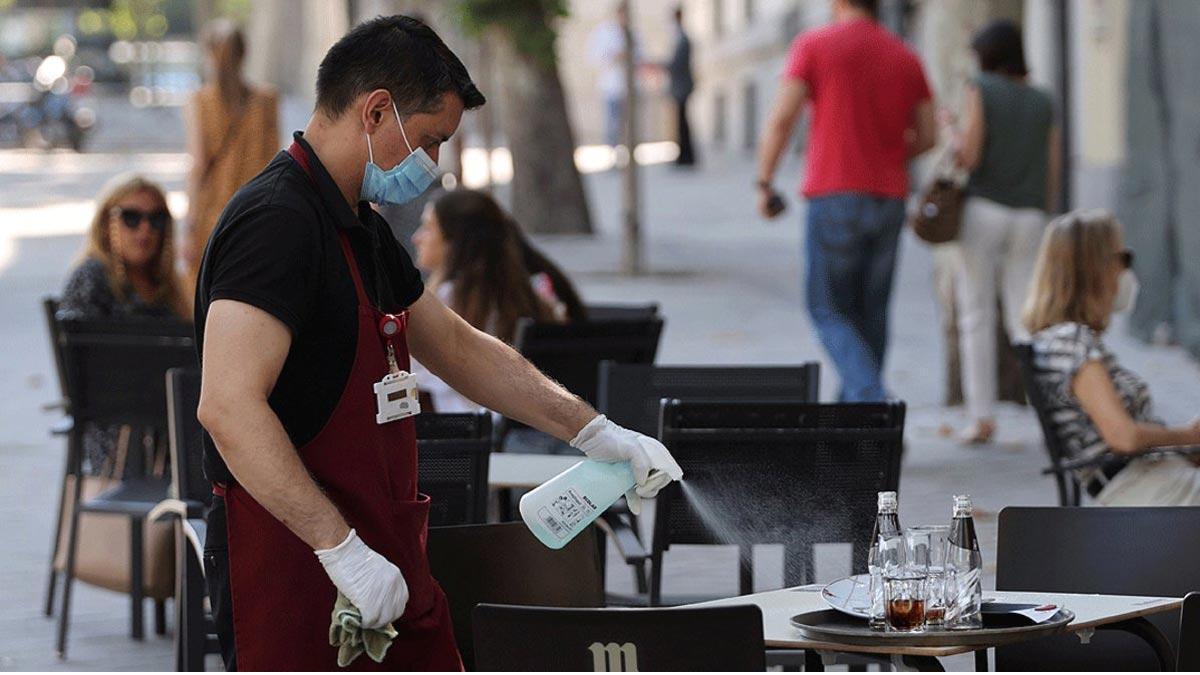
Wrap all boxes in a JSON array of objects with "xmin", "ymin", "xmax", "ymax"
[{"xmin": 286, "ymin": 140, "xmax": 372, "ymax": 309}]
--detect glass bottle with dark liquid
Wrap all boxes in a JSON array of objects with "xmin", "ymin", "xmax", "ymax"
[
  {"xmin": 867, "ymin": 491, "xmax": 901, "ymax": 630},
  {"xmin": 945, "ymin": 494, "xmax": 983, "ymax": 630}
]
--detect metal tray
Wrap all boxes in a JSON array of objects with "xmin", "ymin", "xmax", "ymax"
[{"xmin": 789, "ymin": 608, "xmax": 1075, "ymax": 647}]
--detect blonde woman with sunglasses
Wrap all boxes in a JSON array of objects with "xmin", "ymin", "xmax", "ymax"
[{"xmin": 1025, "ymin": 210, "xmax": 1200, "ymax": 505}]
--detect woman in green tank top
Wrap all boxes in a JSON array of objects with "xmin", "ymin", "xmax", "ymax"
[{"xmin": 949, "ymin": 20, "xmax": 1061, "ymax": 444}]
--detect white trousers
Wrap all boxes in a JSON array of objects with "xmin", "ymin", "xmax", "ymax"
[
  {"xmin": 1098, "ymin": 454, "xmax": 1200, "ymax": 506},
  {"xmin": 954, "ymin": 196, "xmax": 1047, "ymax": 420}
]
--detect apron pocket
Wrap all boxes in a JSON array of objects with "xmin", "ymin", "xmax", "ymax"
[{"xmin": 392, "ymin": 494, "xmax": 438, "ymax": 623}]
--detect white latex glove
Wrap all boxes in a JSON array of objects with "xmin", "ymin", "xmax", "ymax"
[
  {"xmin": 570, "ymin": 414, "xmax": 684, "ymax": 515},
  {"xmin": 315, "ymin": 529, "xmax": 408, "ymax": 629}
]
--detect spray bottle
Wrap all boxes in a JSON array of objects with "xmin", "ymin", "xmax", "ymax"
[{"xmin": 520, "ymin": 459, "xmax": 680, "ymax": 549}]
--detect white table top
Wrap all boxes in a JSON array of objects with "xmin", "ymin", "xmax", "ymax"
[
  {"xmin": 689, "ymin": 586, "xmax": 1182, "ymax": 657},
  {"xmin": 487, "ymin": 452, "xmax": 581, "ymax": 489}
]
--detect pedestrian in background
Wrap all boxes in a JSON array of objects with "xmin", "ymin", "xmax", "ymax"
[
  {"xmin": 756, "ymin": 0, "xmax": 936, "ymax": 401},
  {"xmin": 950, "ymin": 20, "xmax": 1059, "ymax": 444},
  {"xmin": 665, "ymin": 5, "xmax": 695, "ymax": 167},
  {"xmin": 589, "ymin": 3, "xmax": 637, "ymax": 148},
  {"xmin": 183, "ymin": 19, "xmax": 278, "ymax": 290}
]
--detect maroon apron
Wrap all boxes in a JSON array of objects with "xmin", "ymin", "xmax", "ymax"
[{"xmin": 217, "ymin": 142, "xmax": 461, "ymax": 671}]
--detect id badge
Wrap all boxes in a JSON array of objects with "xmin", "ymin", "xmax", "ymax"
[{"xmin": 373, "ymin": 370, "xmax": 420, "ymax": 424}]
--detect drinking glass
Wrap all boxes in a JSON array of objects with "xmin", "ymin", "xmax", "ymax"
[
  {"xmin": 905, "ymin": 525, "xmax": 950, "ymax": 626},
  {"xmin": 870, "ymin": 532, "xmax": 906, "ymax": 629},
  {"xmin": 883, "ymin": 568, "xmax": 927, "ymax": 632}
]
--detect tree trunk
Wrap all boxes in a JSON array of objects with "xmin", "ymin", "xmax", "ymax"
[{"xmin": 492, "ymin": 32, "xmax": 592, "ymax": 234}]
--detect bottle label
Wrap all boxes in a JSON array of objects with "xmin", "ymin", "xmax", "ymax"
[{"xmin": 536, "ymin": 486, "xmax": 598, "ymax": 540}]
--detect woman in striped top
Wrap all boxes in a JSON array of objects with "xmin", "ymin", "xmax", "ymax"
[{"xmin": 1025, "ymin": 210, "xmax": 1200, "ymax": 505}]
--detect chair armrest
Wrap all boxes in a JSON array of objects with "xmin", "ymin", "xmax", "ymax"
[
  {"xmin": 596, "ymin": 511, "xmax": 648, "ymax": 563},
  {"xmin": 1041, "ymin": 453, "xmax": 1108, "ymax": 474},
  {"xmin": 148, "ymin": 498, "xmax": 206, "ymax": 523}
]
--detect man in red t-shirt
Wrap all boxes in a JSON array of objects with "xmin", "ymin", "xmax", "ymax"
[{"xmin": 755, "ymin": 0, "xmax": 935, "ymax": 401}]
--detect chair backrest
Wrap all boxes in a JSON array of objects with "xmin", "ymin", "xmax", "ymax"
[
  {"xmin": 472, "ymin": 604, "xmax": 765, "ymax": 671},
  {"xmin": 513, "ymin": 317, "xmax": 663, "ymax": 407},
  {"xmin": 427, "ymin": 522, "xmax": 605, "ymax": 670},
  {"xmin": 416, "ymin": 412, "xmax": 492, "ymax": 526},
  {"xmin": 42, "ymin": 297, "xmax": 71, "ymax": 406},
  {"xmin": 598, "ymin": 362, "xmax": 820, "ymax": 437},
  {"xmin": 57, "ymin": 317, "xmax": 196, "ymax": 428},
  {"xmin": 1013, "ymin": 344, "xmax": 1080, "ymax": 506},
  {"xmin": 166, "ymin": 367, "xmax": 210, "ymax": 508},
  {"xmin": 1180, "ymin": 592, "xmax": 1200, "ymax": 671},
  {"xmin": 997, "ymin": 507, "xmax": 1200, "ymax": 671},
  {"xmin": 583, "ymin": 302, "xmax": 660, "ymax": 321},
  {"xmin": 655, "ymin": 400, "xmax": 905, "ymax": 585}
]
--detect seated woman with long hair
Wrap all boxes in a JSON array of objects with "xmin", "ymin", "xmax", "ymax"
[
  {"xmin": 59, "ymin": 174, "xmax": 188, "ymax": 321},
  {"xmin": 1025, "ymin": 209, "xmax": 1200, "ymax": 505},
  {"xmin": 57, "ymin": 174, "xmax": 188, "ymax": 476},
  {"xmin": 411, "ymin": 188, "xmax": 583, "ymax": 412}
]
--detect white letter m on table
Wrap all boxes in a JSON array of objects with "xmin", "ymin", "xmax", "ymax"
[{"xmin": 588, "ymin": 642, "xmax": 638, "ymax": 671}]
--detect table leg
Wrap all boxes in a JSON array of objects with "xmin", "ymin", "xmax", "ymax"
[
  {"xmin": 891, "ymin": 654, "xmax": 946, "ymax": 672},
  {"xmin": 974, "ymin": 648, "xmax": 989, "ymax": 671}
]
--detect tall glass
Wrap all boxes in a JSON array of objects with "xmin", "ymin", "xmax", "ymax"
[
  {"xmin": 905, "ymin": 525, "xmax": 950, "ymax": 627},
  {"xmin": 871, "ymin": 531, "xmax": 906, "ymax": 630}
]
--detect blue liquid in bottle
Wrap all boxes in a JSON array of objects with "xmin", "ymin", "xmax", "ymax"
[{"xmin": 520, "ymin": 460, "xmax": 636, "ymax": 549}]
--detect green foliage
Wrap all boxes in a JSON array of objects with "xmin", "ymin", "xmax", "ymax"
[{"xmin": 454, "ymin": 0, "xmax": 569, "ymax": 68}]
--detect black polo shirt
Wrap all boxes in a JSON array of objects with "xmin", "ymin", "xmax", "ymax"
[{"xmin": 195, "ymin": 131, "xmax": 425, "ymax": 484}]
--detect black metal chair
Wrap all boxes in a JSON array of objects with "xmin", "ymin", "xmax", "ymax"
[
  {"xmin": 416, "ymin": 412, "xmax": 492, "ymax": 526},
  {"xmin": 472, "ymin": 604, "xmax": 765, "ymax": 671},
  {"xmin": 598, "ymin": 362, "xmax": 821, "ymax": 437},
  {"xmin": 512, "ymin": 316, "xmax": 663, "ymax": 414},
  {"xmin": 427, "ymin": 522, "xmax": 605, "ymax": 670},
  {"xmin": 595, "ymin": 362, "xmax": 821, "ymax": 598},
  {"xmin": 42, "ymin": 297, "xmax": 75, "ymax": 618},
  {"xmin": 52, "ymin": 317, "xmax": 196, "ymax": 657},
  {"xmin": 651, "ymin": 400, "xmax": 905, "ymax": 606},
  {"xmin": 1013, "ymin": 344, "xmax": 1086, "ymax": 505},
  {"xmin": 583, "ymin": 302, "xmax": 660, "ymax": 321},
  {"xmin": 996, "ymin": 507, "xmax": 1200, "ymax": 670},
  {"xmin": 1179, "ymin": 592, "xmax": 1200, "ymax": 671},
  {"xmin": 148, "ymin": 367, "xmax": 219, "ymax": 671}
]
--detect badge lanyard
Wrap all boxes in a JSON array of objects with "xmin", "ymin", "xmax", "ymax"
[{"xmin": 379, "ymin": 312, "xmax": 407, "ymax": 375}]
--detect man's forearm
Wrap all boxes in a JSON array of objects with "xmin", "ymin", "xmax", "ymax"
[
  {"xmin": 201, "ymin": 397, "xmax": 349, "ymax": 550},
  {"xmin": 435, "ymin": 328, "xmax": 595, "ymax": 442},
  {"xmin": 757, "ymin": 122, "xmax": 789, "ymax": 184}
]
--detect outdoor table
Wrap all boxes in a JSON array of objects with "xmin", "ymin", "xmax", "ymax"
[
  {"xmin": 689, "ymin": 585, "xmax": 1181, "ymax": 671},
  {"xmin": 487, "ymin": 452, "xmax": 580, "ymax": 489}
]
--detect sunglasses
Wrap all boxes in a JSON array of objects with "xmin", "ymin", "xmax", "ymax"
[
  {"xmin": 113, "ymin": 207, "xmax": 169, "ymax": 232},
  {"xmin": 1116, "ymin": 248, "xmax": 1134, "ymax": 269}
]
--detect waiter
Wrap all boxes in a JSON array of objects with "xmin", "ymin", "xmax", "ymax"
[{"xmin": 194, "ymin": 16, "xmax": 681, "ymax": 671}]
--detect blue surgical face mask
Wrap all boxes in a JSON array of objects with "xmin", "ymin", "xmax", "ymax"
[{"xmin": 360, "ymin": 101, "xmax": 439, "ymax": 205}]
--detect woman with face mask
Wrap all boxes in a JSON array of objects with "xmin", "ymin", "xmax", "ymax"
[{"xmin": 1025, "ymin": 210, "xmax": 1200, "ymax": 506}]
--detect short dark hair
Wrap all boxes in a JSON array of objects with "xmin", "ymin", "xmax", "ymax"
[
  {"xmin": 971, "ymin": 20, "xmax": 1029, "ymax": 77},
  {"xmin": 846, "ymin": 0, "xmax": 879, "ymax": 18},
  {"xmin": 316, "ymin": 15, "xmax": 485, "ymax": 118}
]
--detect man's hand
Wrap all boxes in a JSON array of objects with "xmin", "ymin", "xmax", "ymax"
[
  {"xmin": 570, "ymin": 414, "xmax": 684, "ymax": 514},
  {"xmin": 757, "ymin": 185, "xmax": 786, "ymax": 220},
  {"xmin": 316, "ymin": 530, "xmax": 409, "ymax": 629}
]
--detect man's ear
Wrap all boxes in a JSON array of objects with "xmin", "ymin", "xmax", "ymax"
[{"xmin": 360, "ymin": 88, "xmax": 393, "ymax": 135}]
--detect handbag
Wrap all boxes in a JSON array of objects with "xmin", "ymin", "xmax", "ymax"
[
  {"xmin": 911, "ymin": 147, "xmax": 967, "ymax": 245},
  {"xmin": 53, "ymin": 426, "xmax": 175, "ymax": 599}
]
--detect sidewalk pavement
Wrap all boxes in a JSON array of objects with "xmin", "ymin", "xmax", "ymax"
[{"xmin": 2, "ymin": 140, "xmax": 1198, "ymax": 670}]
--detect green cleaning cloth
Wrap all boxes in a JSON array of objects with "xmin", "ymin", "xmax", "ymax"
[{"xmin": 329, "ymin": 592, "xmax": 400, "ymax": 667}]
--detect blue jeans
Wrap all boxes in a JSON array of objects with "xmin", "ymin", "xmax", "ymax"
[{"xmin": 805, "ymin": 194, "xmax": 905, "ymax": 402}]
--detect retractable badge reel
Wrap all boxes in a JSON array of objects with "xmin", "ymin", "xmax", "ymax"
[{"xmin": 373, "ymin": 312, "xmax": 420, "ymax": 424}]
